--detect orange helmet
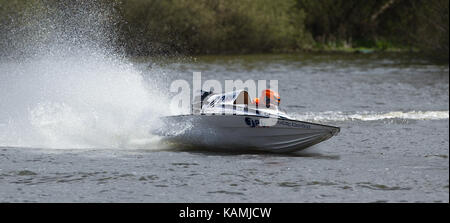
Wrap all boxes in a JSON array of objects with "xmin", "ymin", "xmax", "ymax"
[
  {"xmin": 260, "ymin": 89, "xmax": 280, "ymax": 107},
  {"xmin": 252, "ymin": 97, "xmax": 260, "ymax": 105}
]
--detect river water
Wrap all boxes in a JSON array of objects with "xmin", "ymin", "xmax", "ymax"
[{"xmin": 0, "ymin": 53, "xmax": 448, "ymax": 202}]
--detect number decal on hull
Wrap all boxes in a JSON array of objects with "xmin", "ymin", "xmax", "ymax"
[
  {"xmin": 245, "ymin": 117, "xmax": 312, "ymax": 129},
  {"xmin": 245, "ymin": 117, "xmax": 260, "ymax": 128}
]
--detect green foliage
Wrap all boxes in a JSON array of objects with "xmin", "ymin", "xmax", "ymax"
[
  {"xmin": 0, "ymin": 0, "xmax": 448, "ymax": 63},
  {"xmin": 119, "ymin": 0, "xmax": 308, "ymax": 55},
  {"xmin": 0, "ymin": 0, "xmax": 46, "ymax": 57},
  {"xmin": 412, "ymin": 0, "xmax": 449, "ymax": 63}
]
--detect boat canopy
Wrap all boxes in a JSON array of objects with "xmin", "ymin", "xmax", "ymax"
[
  {"xmin": 203, "ymin": 90, "xmax": 250, "ymax": 108},
  {"xmin": 195, "ymin": 89, "xmax": 288, "ymax": 118}
]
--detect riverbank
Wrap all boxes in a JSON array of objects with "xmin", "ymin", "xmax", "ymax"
[{"xmin": 1, "ymin": 0, "xmax": 447, "ymax": 63}]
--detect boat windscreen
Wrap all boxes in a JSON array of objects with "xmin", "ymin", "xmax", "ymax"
[
  {"xmin": 203, "ymin": 90, "xmax": 250, "ymax": 108},
  {"xmin": 233, "ymin": 91, "xmax": 249, "ymax": 105}
]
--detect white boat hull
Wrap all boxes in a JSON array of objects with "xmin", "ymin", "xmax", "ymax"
[{"xmin": 154, "ymin": 115, "xmax": 340, "ymax": 152}]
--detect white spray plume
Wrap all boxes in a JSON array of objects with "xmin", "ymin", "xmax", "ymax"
[{"xmin": 0, "ymin": 1, "xmax": 169, "ymax": 149}]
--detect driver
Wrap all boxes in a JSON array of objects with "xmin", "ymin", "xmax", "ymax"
[{"xmin": 252, "ymin": 89, "xmax": 280, "ymax": 108}]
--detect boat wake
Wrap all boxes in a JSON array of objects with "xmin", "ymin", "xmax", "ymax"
[{"xmin": 292, "ymin": 111, "xmax": 449, "ymax": 122}]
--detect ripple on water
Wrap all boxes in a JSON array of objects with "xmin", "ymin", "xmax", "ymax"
[
  {"xmin": 208, "ymin": 190, "xmax": 245, "ymax": 196},
  {"xmin": 278, "ymin": 181, "xmax": 339, "ymax": 188},
  {"xmin": 139, "ymin": 175, "xmax": 159, "ymax": 181},
  {"xmin": 306, "ymin": 181, "xmax": 338, "ymax": 186},
  {"xmin": 357, "ymin": 182, "xmax": 412, "ymax": 191},
  {"xmin": 278, "ymin": 182, "xmax": 302, "ymax": 188},
  {"xmin": 171, "ymin": 163, "xmax": 199, "ymax": 168},
  {"xmin": 96, "ymin": 173, "xmax": 135, "ymax": 184},
  {"xmin": 16, "ymin": 170, "xmax": 38, "ymax": 176}
]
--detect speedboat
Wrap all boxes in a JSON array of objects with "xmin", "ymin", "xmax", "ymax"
[{"xmin": 153, "ymin": 90, "xmax": 340, "ymax": 152}]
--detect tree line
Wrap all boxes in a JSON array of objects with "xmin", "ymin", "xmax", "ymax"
[{"xmin": 1, "ymin": 0, "xmax": 448, "ymax": 62}]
